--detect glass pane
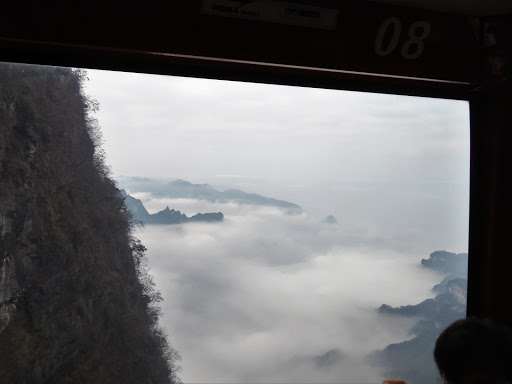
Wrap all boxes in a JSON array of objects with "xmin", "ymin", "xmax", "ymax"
[{"xmin": 85, "ymin": 69, "xmax": 469, "ymax": 384}]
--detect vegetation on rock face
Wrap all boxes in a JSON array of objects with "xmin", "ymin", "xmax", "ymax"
[{"xmin": 0, "ymin": 63, "xmax": 180, "ymax": 383}]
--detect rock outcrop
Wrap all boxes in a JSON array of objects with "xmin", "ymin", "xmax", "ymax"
[
  {"xmin": 378, "ymin": 278, "xmax": 467, "ymax": 320},
  {"xmin": 323, "ymin": 215, "xmax": 337, "ymax": 224},
  {"xmin": 421, "ymin": 250, "xmax": 468, "ymax": 275},
  {"xmin": 122, "ymin": 190, "xmax": 224, "ymax": 224},
  {"xmin": 0, "ymin": 63, "xmax": 179, "ymax": 383}
]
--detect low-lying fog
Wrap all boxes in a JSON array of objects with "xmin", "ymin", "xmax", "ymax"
[{"xmin": 132, "ymin": 195, "xmax": 460, "ymax": 383}]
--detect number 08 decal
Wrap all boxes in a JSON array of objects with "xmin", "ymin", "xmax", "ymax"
[{"xmin": 375, "ymin": 17, "xmax": 431, "ymax": 59}]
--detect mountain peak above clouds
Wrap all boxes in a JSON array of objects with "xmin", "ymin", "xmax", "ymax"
[
  {"xmin": 323, "ymin": 215, "xmax": 337, "ymax": 224},
  {"xmin": 122, "ymin": 190, "xmax": 223, "ymax": 225},
  {"xmin": 374, "ymin": 251, "xmax": 468, "ymax": 384},
  {"xmin": 119, "ymin": 178, "xmax": 303, "ymax": 214}
]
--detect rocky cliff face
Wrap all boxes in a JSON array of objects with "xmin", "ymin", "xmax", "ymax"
[{"xmin": 0, "ymin": 63, "xmax": 179, "ymax": 383}]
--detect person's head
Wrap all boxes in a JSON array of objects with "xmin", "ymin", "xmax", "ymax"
[{"xmin": 434, "ymin": 317, "xmax": 512, "ymax": 384}]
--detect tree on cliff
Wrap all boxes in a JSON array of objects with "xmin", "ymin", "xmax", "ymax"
[{"xmin": 0, "ymin": 63, "xmax": 180, "ymax": 383}]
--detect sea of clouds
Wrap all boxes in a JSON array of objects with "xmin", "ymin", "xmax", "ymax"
[
  {"xmin": 132, "ymin": 195, "xmax": 448, "ymax": 383},
  {"xmin": 85, "ymin": 67, "xmax": 470, "ymax": 383}
]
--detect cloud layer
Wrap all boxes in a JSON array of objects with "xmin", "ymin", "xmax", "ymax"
[{"xmin": 136, "ymin": 202, "xmax": 444, "ymax": 383}]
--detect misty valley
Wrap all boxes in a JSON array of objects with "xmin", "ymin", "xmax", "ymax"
[
  {"xmin": 87, "ymin": 69, "xmax": 469, "ymax": 384},
  {"xmin": 121, "ymin": 177, "xmax": 468, "ymax": 384},
  {"xmin": 0, "ymin": 64, "xmax": 470, "ymax": 384}
]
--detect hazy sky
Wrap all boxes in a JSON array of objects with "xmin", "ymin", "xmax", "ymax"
[
  {"xmin": 85, "ymin": 69, "xmax": 469, "ymax": 186},
  {"xmin": 85, "ymin": 69, "xmax": 470, "ymax": 252}
]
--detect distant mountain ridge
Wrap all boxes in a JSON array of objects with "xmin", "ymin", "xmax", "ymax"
[
  {"xmin": 421, "ymin": 250, "xmax": 468, "ymax": 275},
  {"xmin": 378, "ymin": 278, "xmax": 467, "ymax": 320},
  {"xmin": 119, "ymin": 177, "xmax": 303, "ymax": 214},
  {"xmin": 372, "ymin": 251, "xmax": 469, "ymax": 384},
  {"xmin": 121, "ymin": 190, "xmax": 223, "ymax": 225},
  {"xmin": 421, "ymin": 250, "xmax": 468, "ymax": 294}
]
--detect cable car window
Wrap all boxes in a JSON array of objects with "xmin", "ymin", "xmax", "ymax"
[{"xmin": 86, "ymin": 67, "xmax": 469, "ymax": 384}]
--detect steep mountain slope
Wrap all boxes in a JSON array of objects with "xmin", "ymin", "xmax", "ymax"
[
  {"xmin": 0, "ymin": 63, "xmax": 179, "ymax": 383},
  {"xmin": 122, "ymin": 190, "xmax": 223, "ymax": 224},
  {"xmin": 373, "ymin": 251, "xmax": 468, "ymax": 384}
]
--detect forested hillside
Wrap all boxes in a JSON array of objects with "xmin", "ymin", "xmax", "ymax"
[{"xmin": 0, "ymin": 63, "xmax": 179, "ymax": 383}]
